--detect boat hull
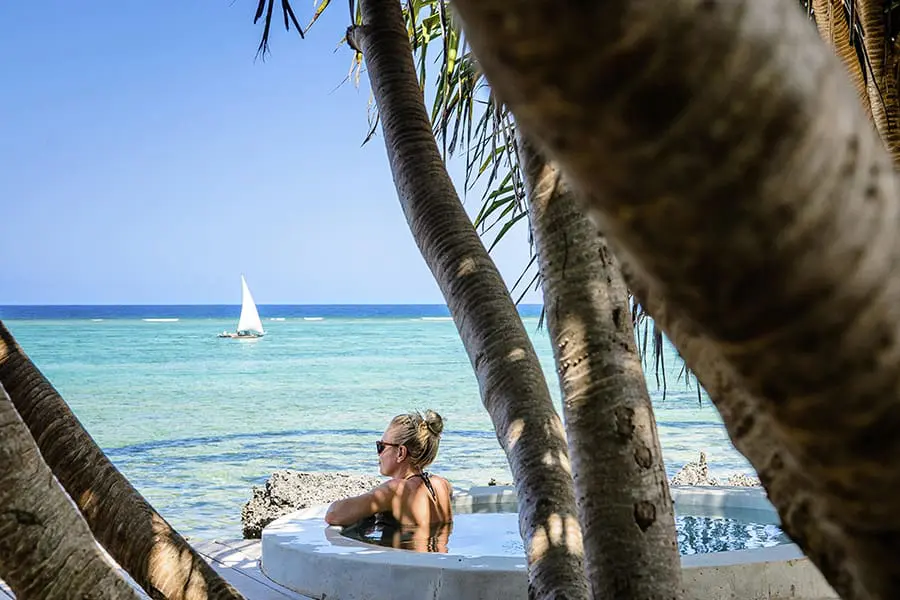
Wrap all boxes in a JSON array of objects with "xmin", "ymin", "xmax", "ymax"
[{"xmin": 218, "ymin": 332, "xmax": 265, "ymax": 339}]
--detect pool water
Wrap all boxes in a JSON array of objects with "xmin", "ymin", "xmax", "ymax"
[{"xmin": 342, "ymin": 511, "xmax": 791, "ymax": 556}]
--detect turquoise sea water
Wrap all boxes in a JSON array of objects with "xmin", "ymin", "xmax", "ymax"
[{"xmin": 0, "ymin": 305, "xmax": 751, "ymax": 540}]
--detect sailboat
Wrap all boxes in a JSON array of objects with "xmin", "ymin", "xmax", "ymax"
[{"xmin": 218, "ymin": 275, "xmax": 266, "ymax": 338}]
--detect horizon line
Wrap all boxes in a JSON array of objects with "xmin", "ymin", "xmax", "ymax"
[{"xmin": 0, "ymin": 302, "xmax": 545, "ymax": 307}]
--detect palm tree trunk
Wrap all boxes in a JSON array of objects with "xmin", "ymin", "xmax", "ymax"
[
  {"xmin": 811, "ymin": 0, "xmax": 871, "ymax": 120},
  {"xmin": 0, "ymin": 383, "xmax": 144, "ymax": 599},
  {"xmin": 0, "ymin": 323, "xmax": 244, "ymax": 600},
  {"xmin": 857, "ymin": 0, "xmax": 900, "ymax": 163},
  {"xmin": 346, "ymin": 1, "xmax": 587, "ymax": 597},
  {"xmin": 621, "ymin": 268, "xmax": 856, "ymax": 599},
  {"xmin": 450, "ymin": 0, "xmax": 900, "ymax": 597},
  {"xmin": 519, "ymin": 136, "xmax": 682, "ymax": 599}
]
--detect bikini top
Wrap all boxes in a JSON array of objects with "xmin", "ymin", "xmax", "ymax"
[{"xmin": 405, "ymin": 471, "xmax": 437, "ymax": 501}]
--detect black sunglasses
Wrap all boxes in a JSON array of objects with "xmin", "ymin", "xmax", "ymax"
[{"xmin": 376, "ymin": 440, "xmax": 402, "ymax": 455}]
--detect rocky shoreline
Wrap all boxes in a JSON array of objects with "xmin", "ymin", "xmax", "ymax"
[
  {"xmin": 241, "ymin": 471, "xmax": 383, "ymax": 538},
  {"xmin": 486, "ymin": 452, "xmax": 760, "ymax": 488},
  {"xmin": 669, "ymin": 451, "xmax": 761, "ymax": 487},
  {"xmin": 241, "ymin": 452, "xmax": 760, "ymax": 539}
]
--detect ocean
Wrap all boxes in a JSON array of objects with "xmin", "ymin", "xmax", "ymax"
[{"xmin": 0, "ymin": 305, "xmax": 751, "ymax": 540}]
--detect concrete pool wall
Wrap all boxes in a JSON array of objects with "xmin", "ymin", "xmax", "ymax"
[{"xmin": 260, "ymin": 485, "xmax": 839, "ymax": 600}]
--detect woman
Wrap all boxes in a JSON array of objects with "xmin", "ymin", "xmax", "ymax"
[{"xmin": 324, "ymin": 409, "xmax": 453, "ymax": 528}]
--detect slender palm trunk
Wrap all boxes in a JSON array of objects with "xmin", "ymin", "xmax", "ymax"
[
  {"xmin": 0, "ymin": 384, "xmax": 143, "ymax": 599},
  {"xmin": 346, "ymin": 1, "xmax": 587, "ymax": 597},
  {"xmin": 450, "ymin": 0, "xmax": 900, "ymax": 597},
  {"xmin": 520, "ymin": 136, "xmax": 682, "ymax": 599},
  {"xmin": 0, "ymin": 323, "xmax": 244, "ymax": 600}
]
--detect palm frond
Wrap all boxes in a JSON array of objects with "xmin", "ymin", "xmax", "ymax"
[
  {"xmin": 306, "ymin": 0, "xmax": 331, "ymax": 30},
  {"xmin": 253, "ymin": 0, "xmax": 304, "ymax": 59},
  {"xmin": 323, "ymin": 0, "xmax": 700, "ymax": 387}
]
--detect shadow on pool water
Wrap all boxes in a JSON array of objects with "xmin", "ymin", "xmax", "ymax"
[{"xmin": 341, "ymin": 504, "xmax": 792, "ymax": 556}]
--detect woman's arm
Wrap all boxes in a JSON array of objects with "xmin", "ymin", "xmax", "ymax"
[{"xmin": 324, "ymin": 481, "xmax": 395, "ymax": 526}]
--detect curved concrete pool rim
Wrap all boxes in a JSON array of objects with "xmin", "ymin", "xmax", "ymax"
[{"xmin": 260, "ymin": 486, "xmax": 839, "ymax": 600}]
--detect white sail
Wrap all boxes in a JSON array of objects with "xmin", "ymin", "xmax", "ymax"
[{"xmin": 236, "ymin": 275, "xmax": 265, "ymax": 335}]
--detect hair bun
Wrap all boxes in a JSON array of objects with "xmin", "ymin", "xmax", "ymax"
[{"xmin": 424, "ymin": 409, "xmax": 444, "ymax": 436}]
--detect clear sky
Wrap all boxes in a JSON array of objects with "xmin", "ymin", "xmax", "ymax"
[{"xmin": 0, "ymin": 2, "xmax": 537, "ymax": 305}]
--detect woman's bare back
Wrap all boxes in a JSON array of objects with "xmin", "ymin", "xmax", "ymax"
[{"xmin": 390, "ymin": 473, "xmax": 452, "ymax": 526}]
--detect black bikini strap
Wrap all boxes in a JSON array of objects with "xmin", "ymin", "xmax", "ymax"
[
  {"xmin": 421, "ymin": 471, "xmax": 436, "ymax": 499},
  {"xmin": 407, "ymin": 471, "xmax": 437, "ymax": 500}
]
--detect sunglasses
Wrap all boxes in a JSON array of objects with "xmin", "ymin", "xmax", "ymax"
[{"xmin": 376, "ymin": 440, "xmax": 402, "ymax": 455}]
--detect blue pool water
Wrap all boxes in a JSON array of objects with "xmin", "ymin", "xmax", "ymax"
[{"xmin": 344, "ymin": 511, "xmax": 790, "ymax": 556}]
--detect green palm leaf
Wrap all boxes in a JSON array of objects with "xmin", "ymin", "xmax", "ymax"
[
  {"xmin": 393, "ymin": 0, "xmax": 697, "ymax": 392},
  {"xmin": 246, "ymin": 0, "xmax": 699, "ymax": 393}
]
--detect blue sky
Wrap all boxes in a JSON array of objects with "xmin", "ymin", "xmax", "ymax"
[{"xmin": 0, "ymin": 2, "xmax": 536, "ymax": 305}]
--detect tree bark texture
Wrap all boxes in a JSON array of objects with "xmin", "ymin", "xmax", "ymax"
[
  {"xmin": 811, "ymin": 0, "xmax": 871, "ymax": 121},
  {"xmin": 449, "ymin": 0, "xmax": 900, "ymax": 597},
  {"xmin": 0, "ymin": 322, "xmax": 244, "ymax": 600},
  {"xmin": 622, "ymin": 265, "xmax": 847, "ymax": 599},
  {"xmin": 521, "ymin": 135, "xmax": 682, "ymax": 600},
  {"xmin": 0, "ymin": 383, "xmax": 144, "ymax": 599},
  {"xmin": 347, "ymin": 1, "xmax": 588, "ymax": 597}
]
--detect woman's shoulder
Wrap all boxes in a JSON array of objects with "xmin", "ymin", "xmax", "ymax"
[
  {"xmin": 425, "ymin": 473, "xmax": 452, "ymax": 496},
  {"xmin": 369, "ymin": 478, "xmax": 404, "ymax": 501},
  {"xmin": 429, "ymin": 473, "xmax": 451, "ymax": 487},
  {"xmin": 381, "ymin": 478, "xmax": 405, "ymax": 492}
]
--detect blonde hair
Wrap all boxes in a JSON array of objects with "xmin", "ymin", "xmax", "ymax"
[{"xmin": 389, "ymin": 409, "xmax": 444, "ymax": 469}]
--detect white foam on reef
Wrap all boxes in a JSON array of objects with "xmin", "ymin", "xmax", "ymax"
[
  {"xmin": 142, "ymin": 318, "xmax": 179, "ymax": 322},
  {"xmin": 90, "ymin": 319, "xmax": 104, "ymax": 322},
  {"xmin": 421, "ymin": 317, "xmax": 452, "ymax": 321},
  {"xmin": 303, "ymin": 317, "xmax": 324, "ymax": 321},
  {"xmin": 269, "ymin": 318, "xmax": 286, "ymax": 321}
]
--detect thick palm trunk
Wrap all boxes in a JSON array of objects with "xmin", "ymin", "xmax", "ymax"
[
  {"xmin": 0, "ymin": 384, "xmax": 143, "ymax": 599},
  {"xmin": 621, "ymin": 267, "xmax": 853, "ymax": 599},
  {"xmin": 450, "ymin": 0, "xmax": 900, "ymax": 598},
  {"xmin": 520, "ymin": 136, "xmax": 682, "ymax": 599},
  {"xmin": 0, "ymin": 323, "xmax": 244, "ymax": 600},
  {"xmin": 346, "ymin": 1, "xmax": 587, "ymax": 597}
]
